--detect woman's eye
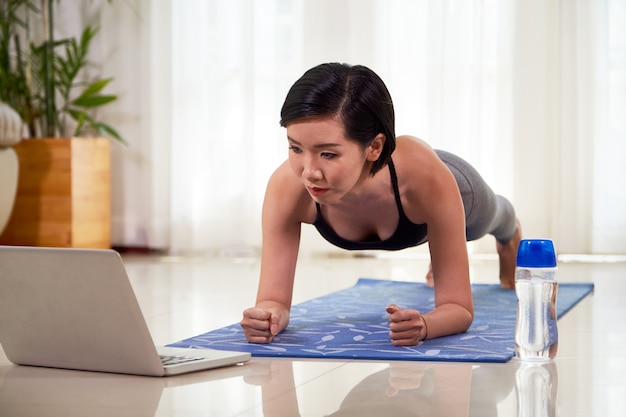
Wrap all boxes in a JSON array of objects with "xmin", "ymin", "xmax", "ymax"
[
  {"xmin": 321, "ymin": 152, "xmax": 337, "ymax": 159},
  {"xmin": 288, "ymin": 145, "xmax": 302, "ymax": 154}
]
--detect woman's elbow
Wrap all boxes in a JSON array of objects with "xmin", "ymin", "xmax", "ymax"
[{"xmin": 461, "ymin": 307, "xmax": 474, "ymax": 332}]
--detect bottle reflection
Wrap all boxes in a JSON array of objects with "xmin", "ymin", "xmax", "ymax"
[{"xmin": 515, "ymin": 360, "xmax": 558, "ymax": 417}]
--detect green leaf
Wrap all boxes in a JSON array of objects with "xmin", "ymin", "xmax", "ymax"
[
  {"xmin": 68, "ymin": 108, "xmax": 126, "ymax": 144},
  {"xmin": 76, "ymin": 78, "xmax": 113, "ymax": 98},
  {"xmin": 71, "ymin": 94, "xmax": 117, "ymax": 108},
  {"xmin": 72, "ymin": 110, "xmax": 87, "ymax": 134},
  {"xmin": 95, "ymin": 123, "xmax": 126, "ymax": 144}
]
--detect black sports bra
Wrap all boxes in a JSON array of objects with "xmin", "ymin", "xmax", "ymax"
[{"xmin": 313, "ymin": 159, "xmax": 428, "ymax": 251}]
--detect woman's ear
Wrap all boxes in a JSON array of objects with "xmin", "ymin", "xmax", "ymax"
[{"xmin": 366, "ymin": 133, "xmax": 386, "ymax": 161}]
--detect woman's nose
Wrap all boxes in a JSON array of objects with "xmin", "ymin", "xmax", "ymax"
[{"xmin": 303, "ymin": 159, "xmax": 323, "ymax": 180}]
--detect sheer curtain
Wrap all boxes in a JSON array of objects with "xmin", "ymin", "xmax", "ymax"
[{"xmin": 99, "ymin": 0, "xmax": 625, "ymax": 255}]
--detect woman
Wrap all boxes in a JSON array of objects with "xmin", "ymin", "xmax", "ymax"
[{"xmin": 240, "ymin": 63, "xmax": 521, "ymax": 346}]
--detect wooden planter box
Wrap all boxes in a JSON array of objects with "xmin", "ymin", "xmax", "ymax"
[{"xmin": 0, "ymin": 138, "xmax": 111, "ymax": 248}]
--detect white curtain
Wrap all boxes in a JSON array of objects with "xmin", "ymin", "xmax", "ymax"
[{"xmin": 95, "ymin": 0, "xmax": 625, "ymax": 255}]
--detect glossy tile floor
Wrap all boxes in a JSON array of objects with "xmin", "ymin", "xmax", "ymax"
[{"xmin": 1, "ymin": 251, "xmax": 625, "ymax": 416}]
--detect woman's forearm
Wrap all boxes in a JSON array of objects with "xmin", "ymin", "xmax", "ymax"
[{"xmin": 422, "ymin": 303, "xmax": 474, "ymax": 340}]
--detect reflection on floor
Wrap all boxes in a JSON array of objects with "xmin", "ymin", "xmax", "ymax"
[{"xmin": 1, "ymin": 252, "xmax": 624, "ymax": 416}]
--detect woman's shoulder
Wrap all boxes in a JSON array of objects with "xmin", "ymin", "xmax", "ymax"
[
  {"xmin": 265, "ymin": 160, "xmax": 317, "ymax": 223},
  {"xmin": 268, "ymin": 160, "xmax": 297, "ymax": 186},
  {"xmin": 391, "ymin": 136, "xmax": 457, "ymax": 203},
  {"xmin": 392, "ymin": 136, "xmax": 442, "ymax": 177}
]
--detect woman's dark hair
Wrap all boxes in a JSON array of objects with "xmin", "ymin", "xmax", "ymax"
[{"xmin": 280, "ymin": 63, "xmax": 396, "ymax": 175}]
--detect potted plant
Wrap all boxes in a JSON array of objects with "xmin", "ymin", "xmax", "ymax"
[{"xmin": 0, "ymin": 0, "xmax": 122, "ymax": 248}]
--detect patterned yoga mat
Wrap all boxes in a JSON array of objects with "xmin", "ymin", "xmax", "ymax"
[{"xmin": 169, "ymin": 278, "xmax": 594, "ymax": 363}]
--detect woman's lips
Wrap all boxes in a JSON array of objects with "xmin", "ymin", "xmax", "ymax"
[{"xmin": 307, "ymin": 186, "xmax": 329, "ymax": 197}]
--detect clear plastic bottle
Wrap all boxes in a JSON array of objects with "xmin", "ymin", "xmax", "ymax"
[{"xmin": 514, "ymin": 239, "xmax": 558, "ymax": 360}]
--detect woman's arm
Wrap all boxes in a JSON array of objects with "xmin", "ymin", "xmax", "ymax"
[
  {"xmin": 240, "ymin": 162, "xmax": 312, "ymax": 343},
  {"xmin": 388, "ymin": 138, "xmax": 474, "ymax": 345}
]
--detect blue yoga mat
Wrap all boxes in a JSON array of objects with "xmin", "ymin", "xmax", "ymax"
[{"xmin": 169, "ymin": 278, "xmax": 594, "ymax": 363}]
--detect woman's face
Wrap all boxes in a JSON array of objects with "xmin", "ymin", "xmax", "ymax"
[{"xmin": 286, "ymin": 117, "xmax": 379, "ymax": 204}]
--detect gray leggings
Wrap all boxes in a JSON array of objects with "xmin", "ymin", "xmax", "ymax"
[{"xmin": 436, "ymin": 150, "xmax": 517, "ymax": 243}]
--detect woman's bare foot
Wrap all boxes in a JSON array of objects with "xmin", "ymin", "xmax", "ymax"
[
  {"xmin": 425, "ymin": 263, "xmax": 435, "ymax": 287},
  {"xmin": 496, "ymin": 219, "xmax": 522, "ymax": 289}
]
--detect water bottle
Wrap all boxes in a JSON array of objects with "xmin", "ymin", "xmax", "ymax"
[{"xmin": 514, "ymin": 239, "xmax": 558, "ymax": 360}]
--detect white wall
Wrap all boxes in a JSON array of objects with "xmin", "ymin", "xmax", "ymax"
[{"xmin": 56, "ymin": 0, "xmax": 626, "ymax": 255}]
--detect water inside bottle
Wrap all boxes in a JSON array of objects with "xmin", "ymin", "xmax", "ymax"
[{"xmin": 515, "ymin": 279, "xmax": 558, "ymax": 360}]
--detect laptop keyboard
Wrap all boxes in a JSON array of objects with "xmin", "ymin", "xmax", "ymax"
[{"xmin": 159, "ymin": 354, "xmax": 204, "ymax": 366}]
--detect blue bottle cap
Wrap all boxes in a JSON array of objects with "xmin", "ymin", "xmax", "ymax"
[{"xmin": 516, "ymin": 239, "xmax": 557, "ymax": 268}]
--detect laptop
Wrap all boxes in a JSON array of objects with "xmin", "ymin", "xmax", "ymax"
[{"xmin": 0, "ymin": 246, "xmax": 251, "ymax": 376}]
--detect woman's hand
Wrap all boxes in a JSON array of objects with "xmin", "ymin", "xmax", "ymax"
[
  {"xmin": 386, "ymin": 304, "xmax": 428, "ymax": 346},
  {"xmin": 241, "ymin": 306, "xmax": 288, "ymax": 344}
]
